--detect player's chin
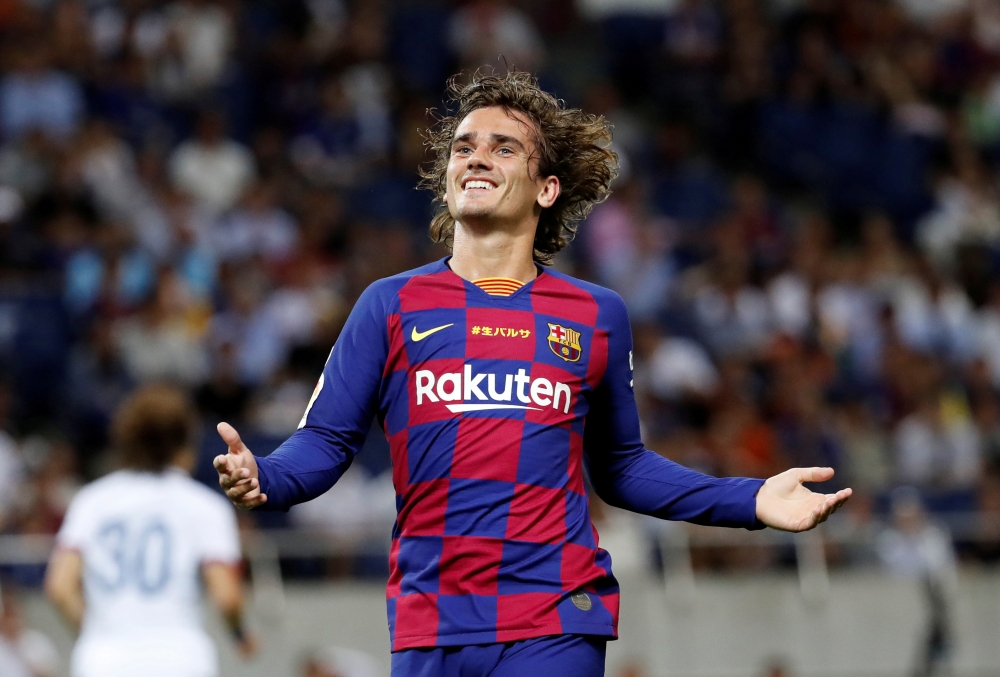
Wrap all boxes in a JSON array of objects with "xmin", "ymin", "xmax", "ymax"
[{"xmin": 456, "ymin": 206, "xmax": 493, "ymax": 222}]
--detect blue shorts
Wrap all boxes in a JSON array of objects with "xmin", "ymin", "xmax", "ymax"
[{"xmin": 391, "ymin": 634, "xmax": 607, "ymax": 677}]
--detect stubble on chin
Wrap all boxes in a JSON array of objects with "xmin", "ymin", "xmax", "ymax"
[{"xmin": 451, "ymin": 194, "xmax": 496, "ymax": 223}]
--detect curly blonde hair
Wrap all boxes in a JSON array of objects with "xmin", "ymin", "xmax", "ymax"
[{"xmin": 418, "ymin": 70, "xmax": 618, "ymax": 265}]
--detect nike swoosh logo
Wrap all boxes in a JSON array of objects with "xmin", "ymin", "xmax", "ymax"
[{"xmin": 411, "ymin": 323, "xmax": 454, "ymax": 342}]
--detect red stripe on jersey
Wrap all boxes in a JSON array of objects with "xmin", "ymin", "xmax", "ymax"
[
  {"xmin": 587, "ymin": 325, "xmax": 609, "ymax": 391},
  {"xmin": 452, "ymin": 417, "xmax": 525, "ymax": 482},
  {"xmin": 389, "ymin": 428, "xmax": 409, "ymax": 489},
  {"xmin": 439, "ymin": 536, "xmax": 504, "ymax": 596},
  {"xmin": 496, "ymin": 593, "xmax": 562, "ymax": 642},
  {"xmin": 505, "ymin": 484, "xmax": 567, "ymax": 544},
  {"xmin": 384, "ymin": 312, "xmax": 408, "ymax": 377},
  {"xmin": 566, "ymin": 430, "xmax": 586, "ymax": 496},
  {"xmin": 399, "ymin": 271, "xmax": 466, "ymax": 312},
  {"xmin": 600, "ymin": 591, "xmax": 621, "ymax": 630},
  {"xmin": 387, "ymin": 539, "xmax": 402, "ymax": 597},
  {"xmin": 398, "ymin": 479, "xmax": 450, "ymax": 537},
  {"xmin": 560, "ymin": 542, "xmax": 604, "ymax": 591},
  {"xmin": 530, "ymin": 274, "xmax": 599, "ymax": 326},
  {"xmin": 394, "ymin": 593, "xmax": 439, "ymax": 649}
]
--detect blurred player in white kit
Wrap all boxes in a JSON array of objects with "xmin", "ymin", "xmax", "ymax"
[{"xmin": 44, "ymin": 384, "xmax": 255, "ymax": 677}]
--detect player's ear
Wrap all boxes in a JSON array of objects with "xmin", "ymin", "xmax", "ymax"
[{"xmin": 537, "ymin": 175, "xmax": 560, "ymax": 209}]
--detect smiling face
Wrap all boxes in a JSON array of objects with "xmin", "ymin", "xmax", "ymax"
[{"xmin": 444, "ymin": 106, "xmax": 559, "ymax": 232}]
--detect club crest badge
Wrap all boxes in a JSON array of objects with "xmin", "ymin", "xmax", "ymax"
[{"xmin": 547, "ymin": 323, "xmax": 582, "ymax": 362}]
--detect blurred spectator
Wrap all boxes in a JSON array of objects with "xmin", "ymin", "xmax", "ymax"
[
  {"xmin": 0, "ymin": 382, "xmax": 22, "ymax": 530},
  {"xmin": 582, "ymin": 180, "xmax": 677, "ymax": 319},
  {"xmin": 290, "ymin": 76, "xmax": 365, "ymax": 187},
  {"xmin": 893, "ymin": 391, "xmax": 982, "ymax": 490},
  {"xmin": 64, "ymin": 318, "xmax": 134, "ymax": 469},
  {"xmin": 448, "ymin": 0, "xmax": 545, "ymax": 73},
  {"xmin": 836, "ymin": 399, "xmax": 892, "ymax": 493},
  {"xmin": 0, "ymin": 40, "xmax": 83, "ymax": 142},
  {"xmin": 917, "ymin": 147, "xmax": 1000, "ymax": 269},
  {"xmin": 0, "ymin": 132, "xmax": 53, "ymax": 201},
  {"xmin": 169, "ymin": 110, "xmax": 255, "ymax": 214},
  {"xmin": 895, "ymin": 0, "xmax": 968, "ymax": 29},
  {"xmin": 290, "ymin": 464, "xmax": 396, "ymax": 540},
  {"xmin": 196, "ymin": 342, "xmax": 251, "ymax": 424},
  {"xmin": 114, "ymin": 271, "xmax": 210, "ymax": 386},
  {"xmin": 214, "ymin": 180, "xmax": 298, "ymax": 263},
  {"xmin": 647, "ymin": 335, "xmax": 719, "ymax": 401},
  {"xmin": 209, "ymin": 268, "xmax": 289, "ymax": 385},
  {"xmin": 877, "ymin": 488, "xmax": 958, "ymax": 677},
  {"xmin": 663, "ymin": 0, "xmax": 723, "ymax": 66},
  {"xmin": 577, "ymin": 0, "xmax": 680, "ymax": 18}
]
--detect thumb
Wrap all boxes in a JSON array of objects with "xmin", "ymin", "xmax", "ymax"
[
  {"xmin": 217, "ymin": 422, "xmax": 247, "ymax": 454},
  {"xmin": 794, "ymin": 467, "xmax": 835, "ymax": 484}
]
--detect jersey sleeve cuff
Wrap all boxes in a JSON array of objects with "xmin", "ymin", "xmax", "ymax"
[
  {"xmin": 744, "ymin": 478, "xmax": 767, "ymax": 530},
  {"xmin": 252, "ymin": 455, "xmax": 286, "ymax": 512}
]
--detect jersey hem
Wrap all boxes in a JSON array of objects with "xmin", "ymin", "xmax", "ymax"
[{"xmin": 390, "ymin": 621, "xmax": 617, "ymax": 651}]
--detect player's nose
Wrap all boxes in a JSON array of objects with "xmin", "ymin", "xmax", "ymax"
[{"xmin": 466, "ymin": 146, "xmax": 492, "ymax": 169}]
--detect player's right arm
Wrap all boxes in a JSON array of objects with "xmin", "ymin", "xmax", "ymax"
[
  {"xmin": 46, "ymin": 491, "xmax": 93, "ymax": 632},
  {"xmin": 198, "ymin": 488, "xmax": 257, "ymax": 657},
  {"xmin": 44, "ymin": 549, "xmax": 85, "ymax": 633},
  {"xmin": 214, "ymin": 283, "xmax": 390, "ymax": 511}
]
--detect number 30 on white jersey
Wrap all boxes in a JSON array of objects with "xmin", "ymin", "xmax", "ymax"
[{"xmin": 56, "ymin": 469, "xmax": 241, "ymax": 677}]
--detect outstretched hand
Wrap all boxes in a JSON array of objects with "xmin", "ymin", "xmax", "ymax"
[
  {"xmin": 755, "ymin": 467, "xmax": 851, "ymax": 532},
  {"xmin": 213, "ymin": 422, "xmax": 267, "ymax": 510}
]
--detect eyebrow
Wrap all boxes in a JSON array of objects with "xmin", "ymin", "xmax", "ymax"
[{"xmin": 453, "ymin": 132, "xmax": 527, "ymax": 152}]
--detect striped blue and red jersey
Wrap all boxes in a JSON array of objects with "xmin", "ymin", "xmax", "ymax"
[{"xmin": 255, "ymin": 258, "xmax": 765, "ymax": 650}]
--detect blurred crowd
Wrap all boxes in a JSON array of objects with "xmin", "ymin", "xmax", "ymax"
[{"xmin": 3, "ymin": 0, "xmax": 1000, "ymax": 579}]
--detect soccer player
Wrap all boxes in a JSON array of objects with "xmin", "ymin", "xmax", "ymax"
[
  {"xmin": 214, "ymin": 70, "xmax": 852, "ymax": 677},
  {"xmin": 47, "ymin": 384, "xmax": 255, "ymax": 677}
]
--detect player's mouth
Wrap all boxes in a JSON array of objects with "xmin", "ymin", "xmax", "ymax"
[{"xmin": 461, "ymin": 177, "xmax": 498, "ymax": 193}]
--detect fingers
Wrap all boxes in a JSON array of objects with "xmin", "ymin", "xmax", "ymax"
[
  {"xmin": 214, "ymin": 459, "xmax": 250, "ymax": 489},
  {"xmin": 212, "ymin": 453, "xmax": 231, "ymax": 474},
  {"xmin": 238, "ymin": 493, "xmax": 267, "ymax": 510},
  {"xmin": 794, "ymin": 467, "xmax": 835, "ymax": 484},
  {"xmin": 811, "ymin": 488, "xmax": 853, "ymax": 528},
  {"xmin": 222, "ymin": 473, "xmax": 268, "ymax": 509},
  {"xmin": 222, "ymin": 471, "xmax": 256, "ymax": 495},
  {"xmin": 217, "ymin": 421, "xmax": 245, "ymax": 453}
]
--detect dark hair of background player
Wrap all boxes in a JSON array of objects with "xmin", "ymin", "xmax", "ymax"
[
  {"xmin": 112, "ymin": 384, "xmax": 195, "ymax": 472},
  {"xmin": 419, "ymin": 69, "xmax": 619, "ymax": 265}
]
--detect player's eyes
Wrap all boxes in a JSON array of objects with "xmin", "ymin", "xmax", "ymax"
[
  {"xmin": 498, "ymin": 147, "xmax": 513, "ymax": 155},
  {"xmin": 455, "ymin": 146, "xmax": 472, "ymax": 154}
]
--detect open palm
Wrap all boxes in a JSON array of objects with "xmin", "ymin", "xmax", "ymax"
[{"xmin": 756, "ymin": 467, "xmax": 852, "ymax": 532}]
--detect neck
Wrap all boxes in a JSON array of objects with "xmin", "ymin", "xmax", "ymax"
[{"xmin": 449, "ymin": 219, "xmax": 539, "ymax": 283}]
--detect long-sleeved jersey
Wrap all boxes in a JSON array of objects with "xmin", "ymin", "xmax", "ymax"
[{"xmin": 255, "ymin": 258, "xmax": 765, "ymax": 650}]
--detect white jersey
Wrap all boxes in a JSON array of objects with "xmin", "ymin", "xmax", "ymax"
[{"xmin": 56, "ymin": 469, "xmax": 241, "ymax": 677}]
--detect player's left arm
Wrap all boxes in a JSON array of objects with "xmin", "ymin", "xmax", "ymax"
[
  {"xmin": 44, "ymin": 549, "xmax": 85, "ymax": 633},
  {"xmin": 200, "ymin": 495, "xmax": 257, "ymax": 657},
  {"xmin": 203, "ymin": 563, "xmax": 257, "ymax": 658},
  {"xmin": 583, "ymin": 293, "xmax": 850, "ymax": 532}
]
